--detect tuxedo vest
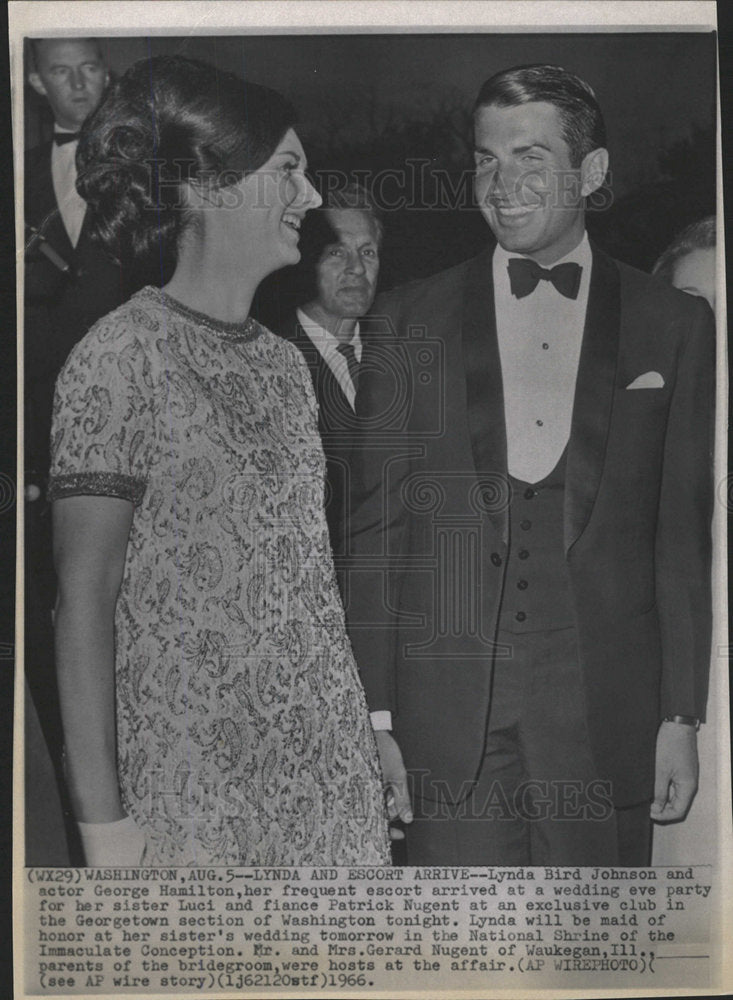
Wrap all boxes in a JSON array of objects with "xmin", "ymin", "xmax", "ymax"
[{"xmin": 499, "ymin": 450, "xmax": 575, "ymax": 634}]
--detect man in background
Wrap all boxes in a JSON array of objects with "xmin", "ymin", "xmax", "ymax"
[
  {"xmin": 275, "ymin": 183, "xmax": 382, "ymax": 556},
  {"xmin": 25, "ymin": 38, "xmax": 127, "ymax": 492},
  {"xmin": 24, "ymin": 37, "xmax": 127, "ymax": 864}
]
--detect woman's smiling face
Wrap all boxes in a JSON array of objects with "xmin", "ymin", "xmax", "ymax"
[{"xmin": 217, "ymin": 128, "xmax": 322, "ymax": 277}]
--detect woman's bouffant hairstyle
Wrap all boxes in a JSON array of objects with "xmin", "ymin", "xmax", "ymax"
[
  {"xmin": 653, "ymin": 216, "xmax": 716, "ymax": 282},
  {"xmin": 76, "ymin": 55, "xmax": 296, "ymax": 271},
  {"xmin": 473, "ymin": 64, "xmax": 606, "ymax": 168}
]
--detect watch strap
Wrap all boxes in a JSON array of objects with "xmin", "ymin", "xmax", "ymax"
[{"xmin": 662, "ymin": 714, "xmax": 700, "ymax": 731}]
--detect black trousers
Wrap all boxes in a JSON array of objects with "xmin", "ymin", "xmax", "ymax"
[{"xmin": 406, "ymin": 627, "xmax": 651, "ymax": 866}]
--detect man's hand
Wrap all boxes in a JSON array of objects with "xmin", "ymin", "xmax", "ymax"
[
  {"xmin": 650, "ymin": 721, "xmax": 699, "ymax": 822},
  {"xmin": 374, "ymin": 730, "xmax": 413, "ymax": 840}
]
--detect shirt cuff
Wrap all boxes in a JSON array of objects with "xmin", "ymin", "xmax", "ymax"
[{"xmin": 370, "ymin": 710, "xmax": 392, "ymax": 731}]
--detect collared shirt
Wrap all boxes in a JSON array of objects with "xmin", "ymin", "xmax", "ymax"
[
  {"xmin": 372, "ymin": 238, "xmax": 593, "ymax": 734},
  {"xmin": 296, "ymin": 307, "xmax": 362, "ymax": 411},
  {"xmin": 493, "ymin": 233, "xmax": 592, "ymax": 483},
  {"xmin": 51, "ymin": 127, "xmax": 87, "ymax": 248}
]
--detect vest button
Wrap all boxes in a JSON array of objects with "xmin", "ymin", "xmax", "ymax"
[
  {"xmin": 517, "ymin": 579, "xmax": 528, "ymax": 590},
  {"xmin": 491, "ymin": 552, "xmax": 502, "ymax": 567},
  {"xmin": 520, "ymin": 519, "xmax": 532, "ymax": 530},
  {"xmin": 515, "ymin": 611, "xmax": 527, "ymax": 622},
  {"xmin": 518, "ymin": 549, "xmax": 530, "ymax": 560},
  {"xmin": 523, "ymin": 487, "xmax": 536, "ymax": 500}
]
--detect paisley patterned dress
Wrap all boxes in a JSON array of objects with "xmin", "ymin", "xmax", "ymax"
[{"xmin": 48, "ymin": 287, "xmax": 390, "ymax": 866}]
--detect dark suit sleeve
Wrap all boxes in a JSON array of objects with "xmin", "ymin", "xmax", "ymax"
[
  {"xmin": 24, "ymin": 145, "xmax": 68, "ymax": 305},
  {"xmin": 656, "ymin": 297, "xmax": 715, "ymax": 720},
  {"xmin": 344, "ymin": 309, "xmax": 413, "ymax": 715}
]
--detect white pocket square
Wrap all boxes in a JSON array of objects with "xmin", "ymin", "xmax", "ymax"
[{"xmin": 626, "ymin": 371, "xmax": 664, "ymax": 390}]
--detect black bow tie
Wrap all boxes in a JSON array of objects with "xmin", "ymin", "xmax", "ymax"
[
  {"xmin": 507, "ymin": 257, "xmax": 582, "ymax": 300},
  {"xmin": 54, "ymin": 132, "xmax": 80, "ymax": 146}
]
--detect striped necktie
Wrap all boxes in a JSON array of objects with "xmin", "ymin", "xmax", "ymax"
[{"xmin": 337, "ymin": 341, "xmax": 360, "ymax": 393}]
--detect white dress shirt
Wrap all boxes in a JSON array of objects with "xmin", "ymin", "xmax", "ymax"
[
  {"xmin": 51, "ymin": 127, "xmax": 87, "ymax": 248},
  {"xmin": 493, "ymin": 233, "xmax": 592, "ymax": 483},
  {"xmin": 295, "ymin": 307, "xmax": 362, "ymax": 411},
  {"xmin": 373, "ymin": 236, "xmax": 593, "ymax": 734}
]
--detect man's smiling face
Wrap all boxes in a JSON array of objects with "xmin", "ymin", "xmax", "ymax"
[{"xmin": 474, "ymin": 101, "xmax": 589, "ymax": 265}]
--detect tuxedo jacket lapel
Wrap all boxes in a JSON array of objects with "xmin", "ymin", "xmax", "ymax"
[
  {"xmin": 26, "ymin": 142, "xmax": 77, "ymax": 261},
  {"xmin": 459, "ymin": 243, "xmax": 621, "ymax": 553},
  {"xmin": 460, "ymin": 247, "xmax": 509, "ymax": 545},
  {"xmin": 26, "ymin": 144, "xmax": 57, "ymax": 224},
  {"xmin": 563, "ymin": 246, "xmax": 621, "ymax": 552}
]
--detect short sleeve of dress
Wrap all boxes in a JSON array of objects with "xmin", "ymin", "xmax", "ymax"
[{"xmin": 47, "ymin": 312, "xmax": 155, "ymax": 506}]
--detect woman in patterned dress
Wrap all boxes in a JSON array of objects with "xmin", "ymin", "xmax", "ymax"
[{"xmin": 48, "ymin": 55, "xmax": 390, "ymax": 867}]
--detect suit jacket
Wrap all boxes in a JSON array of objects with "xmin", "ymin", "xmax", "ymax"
[
  {"xmin": 24, "ymin": 141, "xmax": 132, "ymax": 478},
  {"xmin": 275, "ymin": 313, "xmax": 363, "ymax": 557},
  {"xmin": 345, "ymin": 243, "xmax": 715, "ymax": 808}
]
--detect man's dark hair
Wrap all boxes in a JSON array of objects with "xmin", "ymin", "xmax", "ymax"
[
  {"xmin": 323, "ymin": 182, "xmax": 384, "ymax": 247},
  {"xmin": 473, "ymin": 64, "xmax": 606, "ymax": 167}
]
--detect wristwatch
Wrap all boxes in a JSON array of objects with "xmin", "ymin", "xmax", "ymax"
[{"xmin": 662, "ymin": 715, "xmax": 701, "ymax": 731}]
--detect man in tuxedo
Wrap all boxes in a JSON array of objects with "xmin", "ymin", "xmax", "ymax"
[
  {"xmin": 275, "ymin": 184, "xmax": 382, "ymax": 556},
  {"xmin": 24, "ymin": 37, "xmax": 126, "ymax": 863},
  {"xmin": 25, "ymin": 38, "xmax": 127, "ymax": 490},
  {"xmin": 346, "ymin": 65, "xmax": 714, "ymax": 865}
]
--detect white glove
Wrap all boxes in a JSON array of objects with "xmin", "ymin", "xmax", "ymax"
[{"xmin": 77, "ymin": 815, "xmax": 146, "ymax": 867}]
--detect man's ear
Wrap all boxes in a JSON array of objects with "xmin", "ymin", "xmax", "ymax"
[
  {"xmin": 28, "ymin": 72, "xmax": 47, "ymax": 98},
  {"xmin": 580, "ymin": 147, "xmax": 609, "ymax": 197}
]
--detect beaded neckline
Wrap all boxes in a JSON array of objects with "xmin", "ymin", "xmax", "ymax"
[{"xmin": 147, "ymin": 287, "xmax": 262, "ymax": 342}]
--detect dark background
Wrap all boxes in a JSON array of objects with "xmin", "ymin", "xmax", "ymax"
[{"xmin": 24, "ymin": 31, "xmax": 717, "ymax": 296}]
